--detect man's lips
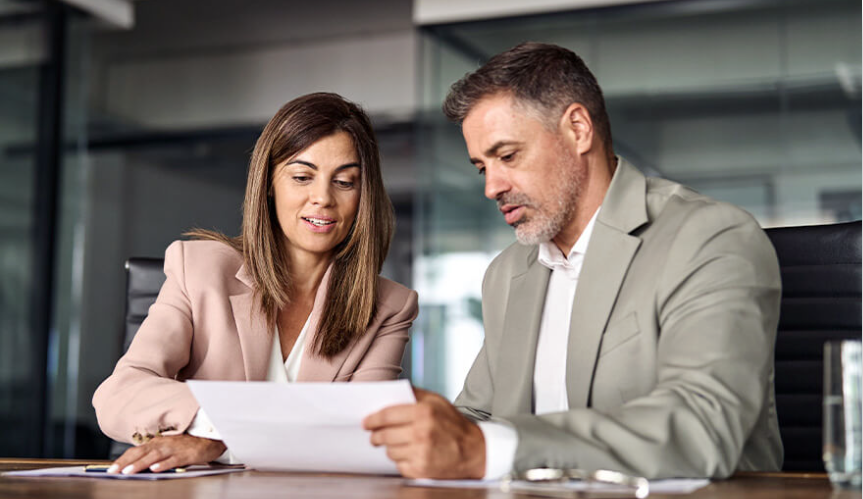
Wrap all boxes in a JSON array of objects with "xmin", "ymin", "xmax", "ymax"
[{"xmin": 500, "ymin": 205, "xmax": 526, "ymax": 225}]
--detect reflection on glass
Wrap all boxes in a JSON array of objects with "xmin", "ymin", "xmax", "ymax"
[
  {"xmin": 415, "ymin": 0, "xmax": 861, "ymax": 395},
  {"xmin": 0, "ymin": 14, "xmax": 43, "ymax": 456}
]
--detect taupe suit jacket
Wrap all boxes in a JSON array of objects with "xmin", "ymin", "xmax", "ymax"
[
  {"xmin": 93, "ymin": 240, "xmax": 418, "ymax": 444},
  {"xmin": 455, "ymin": 158, "xmax": 783, "ymax": 478}
]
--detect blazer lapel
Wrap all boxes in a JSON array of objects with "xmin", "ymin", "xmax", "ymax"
[
  {"xmin": 297, "ymin": 265, "xmax": 347, "ymax": 381},
  {"xmin": 565, "ymin": 158, "xmax": 648, "ymax": 409},
  {"xmin": 230, "ymin": 264, "xmax": 270, "ymax": 381},
  {"xmin": 498, "ymin": 249, "xmax": 550, "ymax": 415}
]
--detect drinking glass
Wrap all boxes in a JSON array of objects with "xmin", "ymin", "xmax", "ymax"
[{"xmin": 823, "ymin": 339, "xmax": 862, "ymax": 489}]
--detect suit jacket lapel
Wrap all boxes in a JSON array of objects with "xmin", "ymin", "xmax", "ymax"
[
  {"xmin": 297, "ymin": 265, "xmax": 349, "ymax": 381},
  {"xmin": 231, "ymin": 263, "xmax": 339, "ymax": 382},
  {"xmin": 230, "ymin": 263, "xmax": 270, "ymax": 381},
  {"xmin": 566, "ymin": 158, "xmax": 648, "ymax": 409},
  {"xmin": 499, "ymin": 248, "xmax": 550, "ymax": 415}
]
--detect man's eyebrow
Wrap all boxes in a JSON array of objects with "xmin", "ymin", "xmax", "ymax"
[
  {"xmin": 469, "ymin": 140, "xmax": 523, "ymax": 164},
  {"xmin": 286, "ymin": 160, "xmax": 360, "ymax": 171}
]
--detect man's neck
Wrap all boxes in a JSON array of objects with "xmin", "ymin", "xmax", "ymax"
[{"xmin": 552, "ymin": 156, "xmax": 616, "ymax": 255}]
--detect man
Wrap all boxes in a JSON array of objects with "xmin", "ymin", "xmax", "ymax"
[{"xmin": 364, "ymin": 42, "xmax": 783, "ymax": 480}]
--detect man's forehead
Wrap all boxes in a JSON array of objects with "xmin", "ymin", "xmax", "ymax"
[{"xmin": 462, "ymin": 94, "xmax": 549, "ymax": 156}]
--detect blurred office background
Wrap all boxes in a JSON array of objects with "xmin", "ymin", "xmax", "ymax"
[{"xmin": 0, "ymin": 0, "xmax": 859, "ymax": 458}]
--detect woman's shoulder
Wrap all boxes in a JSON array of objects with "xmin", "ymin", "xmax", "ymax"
[
  {"xmin": 375, "ymin": 276, "xmax": 418, "ymax": 312},
  {"xmin": 164, "ymin": 239, "xmax": 243, "ymax": 285}
]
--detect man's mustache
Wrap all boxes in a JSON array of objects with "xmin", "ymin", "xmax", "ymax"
[{"xmin": 497, "ymin": 193, "xmax": 535, "ymax": 210}]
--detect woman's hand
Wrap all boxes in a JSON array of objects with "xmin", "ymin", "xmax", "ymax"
[{"xmin": 107, "ymin": 434, "xmax": 227, "ymax": 474}]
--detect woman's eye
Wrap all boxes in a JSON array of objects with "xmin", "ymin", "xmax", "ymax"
[
  {"xmin": 334, "ymin": 180, "xmax": 355, "ymax": 189},
  {"xmin": 292, "ymin": 176, "xmax": 312, "ymax": 183}
]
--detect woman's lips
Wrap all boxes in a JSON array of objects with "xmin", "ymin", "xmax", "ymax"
[{"xmin": 302, "ymin": 217, "xmax": 336, "ymax": 233}]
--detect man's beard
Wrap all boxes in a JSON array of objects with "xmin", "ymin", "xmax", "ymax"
[{"xmin": 498, "ymin": 158, "xmax": 585, "ymax": 246}]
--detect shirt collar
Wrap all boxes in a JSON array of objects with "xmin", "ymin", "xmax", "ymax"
[{"xmin": 537, "ymin": 207, "xmax": 601, "ymax": 269}]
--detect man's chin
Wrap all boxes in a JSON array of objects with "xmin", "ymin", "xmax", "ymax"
[{"xmin": 514, "ymin": 224, "xmax": 554, "ymax": 246}]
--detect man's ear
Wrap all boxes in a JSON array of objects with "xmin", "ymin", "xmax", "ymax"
[{"xmin": 559, "ymin": 103, "xmax": 594, "ymax": 156}]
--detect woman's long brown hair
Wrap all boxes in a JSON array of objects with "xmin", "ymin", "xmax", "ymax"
[{"xmin": 187, "ymin": 92, "xmax": 394, "ymax": 358}]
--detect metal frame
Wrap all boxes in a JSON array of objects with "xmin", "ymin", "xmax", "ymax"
[{"xmin": 31, "ymin": 0, "xmax": 67, "ymax": 458}]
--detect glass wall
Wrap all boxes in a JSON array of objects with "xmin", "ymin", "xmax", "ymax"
[
  {"xmin": 413, "ymin": 0, "xmax": 862, "ymax": 398},
  {"xmin": 0, "ymin": 3, "xmax": 44, "ymax": 457}
]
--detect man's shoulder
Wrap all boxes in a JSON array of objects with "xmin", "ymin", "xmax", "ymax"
[
  {"xmin": 644, "ymin": 176, "xmax": 760, "ymax": 231},
  {"xmin": 640, "ymin": 176, "xmax": 777, "ymax": 275}
]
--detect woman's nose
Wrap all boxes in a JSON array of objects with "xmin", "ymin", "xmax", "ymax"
[{"xmin": 309, "ymin": 179, "xmax": 334, "ymax": 206}]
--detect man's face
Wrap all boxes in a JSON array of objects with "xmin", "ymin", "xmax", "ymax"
[{"xmin": 462, "ymin": 93, "xmax": 585, "ymax": 246}]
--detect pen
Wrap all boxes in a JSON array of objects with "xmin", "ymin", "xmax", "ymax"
[{"xmin": 83, "ymin": 464, "xmax": 186, "ymax": 473}]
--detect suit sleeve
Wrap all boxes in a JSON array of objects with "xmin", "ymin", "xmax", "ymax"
[
  {"xmin": 348, "ymin": 288, "xmax": 418, "ymax": 381},
  {"xmin": 504, "ymin": 207, "xmax": 781, "ymax": 478},
  {"xmin": 455, "ymin": 261, "xmax": 499, "ymax": 421},
  {"xmin": 92, "ymin": 240, "xmax": 200, "ymax": 444}
]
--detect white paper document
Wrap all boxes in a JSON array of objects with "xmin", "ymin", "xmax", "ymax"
[
  {"xmin": 186, "ymin": 379, "xmax": 415, "ymax": 474},
  {"xmin": 3, "ymin": 465, "xmax": 245, "ymax": 480},
  {"xmin": 408, "ymin": 477, "xmax": 710, "ymax": 495}
]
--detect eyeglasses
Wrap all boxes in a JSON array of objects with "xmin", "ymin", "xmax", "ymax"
[{"xmin": 500, "ymin": 468, "xmax": 650, "ymax": 498}]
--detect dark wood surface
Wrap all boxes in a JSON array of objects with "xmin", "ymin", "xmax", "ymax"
[{"xmin": 0, "ymin": 459, "xmax": 860, "ymax": 498}]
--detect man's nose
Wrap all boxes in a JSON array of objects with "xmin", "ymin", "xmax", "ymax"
[{"xmin": 484, "ymin": 166, "xmax": 510, "ymax": 200}]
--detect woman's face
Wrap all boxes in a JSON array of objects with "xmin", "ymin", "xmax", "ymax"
[{"xmin": 272, "ymin": 131, "xmax": 361, "ymax": 262}]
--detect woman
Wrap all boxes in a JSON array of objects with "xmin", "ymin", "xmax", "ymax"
[{"xmin": 92, "ymin": 93, "xmax": 418, "ymax": 474}]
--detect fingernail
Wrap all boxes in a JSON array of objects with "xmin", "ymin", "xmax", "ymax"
[
  {"xmin": 122, "ymin": 465, "xmax": 134, "ymax": 475},
  {"xmin": 107, "ymin": 464, "xmax": 119, "ymax": 474},
  {"xmin": 150, "ymin": 463, "xmax": 160, "ymax": 471}
]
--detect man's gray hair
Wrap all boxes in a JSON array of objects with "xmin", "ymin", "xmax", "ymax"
[{"xmin": 442, "ymin": 42, "xmax": 614, "ymax": 156}]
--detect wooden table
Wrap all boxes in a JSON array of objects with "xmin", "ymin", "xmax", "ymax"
[{"xmin": 0, "ymin": 459, "xmax": 860, "ymax": 498}]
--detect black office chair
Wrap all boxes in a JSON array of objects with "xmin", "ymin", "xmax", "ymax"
[
  {"xmin": 765, "ymin": 220, "xmax": 862, "ymax": 471},
  {"xmin": 108, "ymin": 257, "xmax": 166, "ymax": 459}
]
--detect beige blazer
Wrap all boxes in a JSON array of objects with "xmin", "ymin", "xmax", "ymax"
[
  {"xmin": 93, "ymin": 240, "xmax": 418, "ymax": 444},
  {"xmin": 455, "ymin": 158, "xmax": 783, "ymax": 478}
]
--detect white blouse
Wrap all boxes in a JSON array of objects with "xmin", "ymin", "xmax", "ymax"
[{"xmin": 185, "ymin": 314, "xmax": 311, "ymax": 462}]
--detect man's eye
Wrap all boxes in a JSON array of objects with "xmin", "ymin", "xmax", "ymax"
[
  {"xmin": 477, "ymin": 167, "xmax": 486, "ymax": 176},
  {"xmin": 501, "ymin": 152, "xmax": 516, "ymax": 162}
]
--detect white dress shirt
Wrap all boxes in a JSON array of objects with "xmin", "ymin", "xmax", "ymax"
[
  {"xmin": 185, "ymin": 315, "xmax": 311, "ymax": 462},
  {"xmin": 479, "ymin": 208, "xmax": 599, "ymax": 479}
]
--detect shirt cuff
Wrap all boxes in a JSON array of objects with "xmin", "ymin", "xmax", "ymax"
[
  {"xmin": 185, "ymin": 409, "xmax": 235, "ymax": 464},
  {"xmin": 185, "ymin": 408, "xmax": 222, "ymax": 440},
  {"xmin": 478, "ymin": 421, "xmax": 518, "ymax": 479}
]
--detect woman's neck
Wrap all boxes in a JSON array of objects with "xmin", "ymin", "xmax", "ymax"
[{"xmin": 286, "ymin": 250, "xmax": 332, "ymax": 299}]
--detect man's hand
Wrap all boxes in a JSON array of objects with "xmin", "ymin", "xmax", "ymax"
[
  {"xmin": 107, "ymin": 434, "xmax": 226, "ymax": 474},
  {"xmin": 363, "ymin": 387, "xmax": 486, "ymax": 479}
]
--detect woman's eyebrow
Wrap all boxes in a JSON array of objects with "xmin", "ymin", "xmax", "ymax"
[
  {"xmin": 286, "ymin": 161, "xmax": 360, "ymax": 171},
  {"xmin": 287, "ymin": 160, "xmax": 318, "ymax": 169},
  {"xmin": 335, "ymin": 163, "xmax": 360, "ymax": 172}
]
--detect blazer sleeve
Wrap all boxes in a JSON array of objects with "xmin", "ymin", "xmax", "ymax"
[
  {"xmin": 348, "ymin": 287, "xmax": 419, "ymax": 381},
  {"xmin": 92, "ymin": 240, "xmax": 200, "ymax": 444},
  {"xmin": 491, "ymin": 207, "xmax": 781, "ymax": 479},
  {"xmin": 454, "ymin": 264, "xmax": 496, "ymax": 421}
]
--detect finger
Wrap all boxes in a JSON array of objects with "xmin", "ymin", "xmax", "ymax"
[
  {"xmin": 122, "ymin": 447, "xmax": 169, "ymax": 475},
  {"xmin": 149, "ymin": 454, "xmax": 182, "ymax": 473},
  {"xmin": 384, "ymin": 444, "xmax": 416, "ymax": 463},
  {"xmin": 109, "ymin": 444, "xmax": 152, "ymax": 474},
  {"xmin": 363, "ymin": 404, "xmax": 418, "ymax": 430},
  {"xmin": 397, "ymin": 461, "xmax": 421, "ymax": 479},
  {"xmin": 369, "ymin": 425, "xmax": 415, "ymax": 447}
]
